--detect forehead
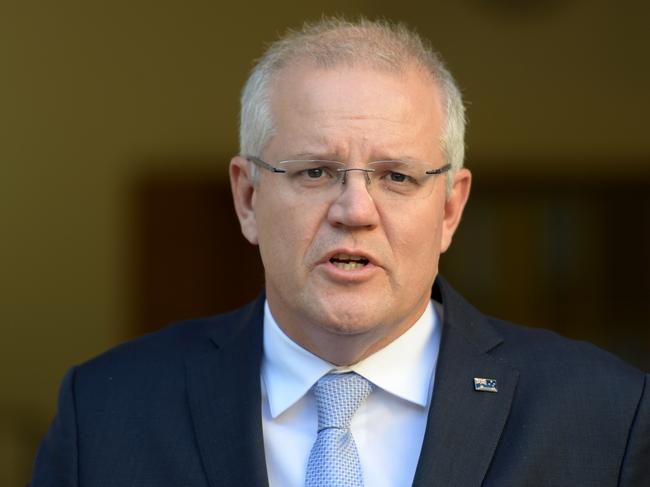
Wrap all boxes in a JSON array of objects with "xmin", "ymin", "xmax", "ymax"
[{"xmin": 265, "ymin": 63, "xmax": 444, "ymax": 160}]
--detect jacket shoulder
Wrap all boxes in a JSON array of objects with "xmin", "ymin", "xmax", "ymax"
[{"xmin": 73, "ymin": 296, "xmax": 263, "ymax": 390}]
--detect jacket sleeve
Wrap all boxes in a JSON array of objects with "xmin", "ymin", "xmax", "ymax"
[
  {"xmin": 29, "ymin": 367, "xmax": 79, "ymax": 487},
  {"xmin": 619, "ymin": 373, "xmax": 650, "ymax": 486}
]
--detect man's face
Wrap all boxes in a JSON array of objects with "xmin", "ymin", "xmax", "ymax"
[{"xmin": 231, "ymin": 63, "xmax": 470, "ymax": 362}]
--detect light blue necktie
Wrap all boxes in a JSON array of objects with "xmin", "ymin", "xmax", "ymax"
[{"xmin": 305, "ymin": 372, "xmax": 373, "ymax": 487}]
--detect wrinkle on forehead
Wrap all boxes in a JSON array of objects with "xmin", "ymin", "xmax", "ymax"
[{"xmin": 280, "ymin": 123, "xmax": 434, "ymax": 162}]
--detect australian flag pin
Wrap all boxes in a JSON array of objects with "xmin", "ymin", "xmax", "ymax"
[{"xmin": 474, "ymin": 377, "xmax": 498, "ymax": 393}]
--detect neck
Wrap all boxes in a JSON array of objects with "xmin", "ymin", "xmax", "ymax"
[
  {"xmin": 296, "ymin": 331, "xmax": 390, "ymax": 366},
  {"xmin": 268, "ymin": 299, "xmax": 429, "ymax": 366}
]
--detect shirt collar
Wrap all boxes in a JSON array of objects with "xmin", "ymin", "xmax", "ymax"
[{"xmin": 262, "ymin": 300, "xmax": 441, "ymax": 418}]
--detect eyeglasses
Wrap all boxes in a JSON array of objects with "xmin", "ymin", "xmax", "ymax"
[{"xmin": 245, "ymin": 156, "xmax": 451, "ymax": 201}]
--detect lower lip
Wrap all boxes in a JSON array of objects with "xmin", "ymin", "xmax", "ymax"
[{"xmin": 317, "ymin": 261, "xmax": 379, "ymax": 282}]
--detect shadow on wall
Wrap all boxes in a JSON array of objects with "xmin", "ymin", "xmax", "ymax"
[{"xmin": 129, "ymin": 169, "xmax": 264, "ymax": 336}]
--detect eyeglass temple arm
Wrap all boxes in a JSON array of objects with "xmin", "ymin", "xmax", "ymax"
[
  {"xmin": 245, "ymin": 156, "xmax": 287, "ymax": 173},
  {"xmin": 425, "ymin": 163, "xmax": 452, "ymax": 175}
]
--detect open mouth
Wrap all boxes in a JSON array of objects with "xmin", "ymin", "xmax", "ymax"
[{"xmin": 329, "ymin": 253, "xmax": 370, "ymax": 270}]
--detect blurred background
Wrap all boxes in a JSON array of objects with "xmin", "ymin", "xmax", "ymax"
[{"xmin": 2, "ymin": 0, "xmax": 649, "ymax": 484}]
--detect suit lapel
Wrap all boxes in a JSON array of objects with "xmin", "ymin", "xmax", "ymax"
[
  {"xmin": 413, "ymin": 278, "xmax": 519, "ymax": 487},
  {"xmin": 185, "ymin": 296, "xmax": 269, "ymax": 487}
]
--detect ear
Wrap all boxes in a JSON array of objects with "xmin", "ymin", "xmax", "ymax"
[
  {"xmin": 229, "ymin": 155, "xmax": 259, "ymax": 245},
  {"xmin": 440, "ymin": 168, "xmax": 472, "ymax": 253}
]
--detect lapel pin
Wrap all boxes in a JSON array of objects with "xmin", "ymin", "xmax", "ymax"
[{"xmin": 474, "ymin": 377, "xmax": 498, "ymax": 393}]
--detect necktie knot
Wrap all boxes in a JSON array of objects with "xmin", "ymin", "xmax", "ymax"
[{"xmin": 314, "ymin": 373, "xmax": 373, "ymax": 431}]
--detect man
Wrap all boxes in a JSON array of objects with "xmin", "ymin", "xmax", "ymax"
[{"xmin": 31, "ymin": 18, "xmax": 649, "ymax": 486}]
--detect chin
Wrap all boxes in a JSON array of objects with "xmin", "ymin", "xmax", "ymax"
[{"xmin": 308, "ymin": 297, "xmax": 387, "ymax": 337}]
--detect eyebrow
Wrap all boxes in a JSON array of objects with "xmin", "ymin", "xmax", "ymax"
[
  {"xmin": 283, "ymin": 152, "xmax": 424, "ymax": 163},
  {"xmin": 284, "ymin": 151, "xmax": 342, "ymax": 161}
]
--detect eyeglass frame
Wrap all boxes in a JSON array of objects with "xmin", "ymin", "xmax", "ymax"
[{"xmin": 244, "ymin": 155, "xmax": 452, "ymax": 186}]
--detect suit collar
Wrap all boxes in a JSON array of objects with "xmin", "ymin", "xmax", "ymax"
[
  {"xmin": 413, "ymin": 277, "xmax": 519, "ymax": 486},
  {"xmin": 432, "ymin": 275, "xmax": 504, "ymax": 354}
]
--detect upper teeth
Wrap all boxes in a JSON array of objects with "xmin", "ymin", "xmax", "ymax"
[
  {"xmin": 330, "ymin": 254, "xmax": 369, "ymax": 269},
  {"xmin": 333, "ymin": 253, "xmax": 365, "ymax": 261}
]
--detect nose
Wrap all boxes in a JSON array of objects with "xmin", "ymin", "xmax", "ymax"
[
  {"xmin": 327, "ymin": 169, "xmax": 380, "ymax": 229},
  {"xmin": 338, "ymin": 168, "xmax": 373, "ymax": 186}
]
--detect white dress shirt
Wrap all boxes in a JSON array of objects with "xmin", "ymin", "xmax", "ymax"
[{"xmin": 261, "ymin": 300, "xmax": 442, "ymax": 487}]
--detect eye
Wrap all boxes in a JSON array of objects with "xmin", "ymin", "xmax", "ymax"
[
  {"xmin": 305, "ymin": 167, "xmax": 325, "ymax": 179},
  {"xmin": 388, "ymin": 171, "xmax": 410, "ymax": 183},
  {"xmin": 282, "ymin": 160, "xmax": 342, "ymax": 184}
]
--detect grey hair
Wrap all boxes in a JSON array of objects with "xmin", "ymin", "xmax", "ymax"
[{"xmin": 239, "ymin": 17, "xmax": 466, "ymax": 193}]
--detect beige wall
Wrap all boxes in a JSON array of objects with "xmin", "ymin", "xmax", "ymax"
[{"xmin": 2, "ymin": 0, "xmax": 648, "ymax": 483}]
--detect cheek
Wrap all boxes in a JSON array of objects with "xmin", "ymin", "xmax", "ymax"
[
  {"xmin": 388, "ymin": 205, "xmax": 444, "ymax": 271},
  {"xmin": 394, "ymin": 196, "xmax": 443, "ymax": 237},
  {"xmin": 255, "ymin": 194, "xmax": 323, "ymax": 269},
  {"xmin": 254, "ymin": 187, "xmax": 290, "ymax": 266}
]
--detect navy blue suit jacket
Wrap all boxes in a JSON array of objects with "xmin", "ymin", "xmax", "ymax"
[{"xmin": 31, "ymin": 277, "xmax": 650, "ymax": 486}]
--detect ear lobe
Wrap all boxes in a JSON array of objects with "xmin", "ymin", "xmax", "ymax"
[
  {"xmin": 229, "ymin": 156, "xmax": 259, "ymax": 245},
  {"xmin": 440, "ymin": 168, "xmax": 472, "ymax": 253}
]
